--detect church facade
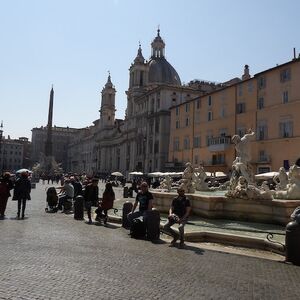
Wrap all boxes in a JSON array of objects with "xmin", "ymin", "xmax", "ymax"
[{"xmin": 67, "ymin": 30, "xmax": 204, "ymax": 176}]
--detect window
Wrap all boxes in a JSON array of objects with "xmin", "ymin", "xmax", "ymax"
[
  {"xmin": 238, "ymin": 85, "xmax": 243, "ymax": 97},
  {"xmin": 155, "ymin": 120, "xmax": 159, "ymax": 133},
  {"xmin": 175, "ymin": 107, "xmax": 179, "ymax": 116},
  {"xmin": 154, "ymin": 141, "xmax": 159, "ymax": 152},
  {"xmin": 183, "ymin": 137, "xmax": 190, "ymax": 149},
  {"xmin": 248, "ymin": 81, "xmax": 253, "ymax": 93},
  {"xmin": 185, "ymin": 117, "xmax": 189, "ymax": 127},
  {"xmin": 195, "ymin": 113, "xmax": 200, "ymax": 124},
  {"xmin": 208, "ymin": 96, "xmax": 212, "ymax": 106},
  {"xmin": 258, "ymin": 167, "xmax": 270, "ymax": 174},
  {"xmin": 193, "ymin": 136, "xmax": 201, "ymax": 148},
  {"xmin": 157, "ymin": 98, "xmax": 160, "ymax": 109},
  {"xmin": 236, "ymin": 103, "xmax": 246, "ymax": 114},
  {"xmin": 257, "ymin": 97, "xmax": 264, "ymax": 109},
  {"xmin": 194, "ymin": 155, "xmax": 199, "ymax": 165},
  {"xmin": 258, "ymin": 76, "xmax": 266, "ymax": 89},
  {"xmin": 196, "ymin": 100, "xmax": 200, "ymax": 109},
  {"xmin": 206, "ymin": 133, "xmax": 213, "ymax": 146},
  {"xmin": 212, "ymin": 153, "xmax": 225, "ymax": 165},
  {"xmin": 257, "ymin": 124, "xmax": 268, "ymax": 140},
  {"xmin": 279, "ymin": 120, "xmax": 293, "ymax": 138},
  {"xmin": 185, "ymin": 103, "xmax": 190, "ymax": 112},
  {"xmin": 283, "ymin": 91, "xmax": 289, "ymax": 104},
  {"xmin": 220, "ymin": 106, "xmax": 225, "ymax": 118},
  {"xmin": 280, "ymin": 69, "xmax": 291, "ymax": 82},
  {"xmin": 237, "ymin": 127, "xmax": 246, "ymax": 137},
  {"xmin": 173, "ymin": 138, "xmax": 180, "ymax": 151},
  {"xmin": 259, "ymin": 150, "xmax": 268, "ymax": 162},
  {"xmin": 176, "ymin": 120, "xmax": 180, "ymax": 129},
  {"xmin": 208, "ymin": 111, "xmax": 213, "ymax": 121},
  {"xmin": 219, "ymin": 129, "xmax": 227, "ymax": 137}
]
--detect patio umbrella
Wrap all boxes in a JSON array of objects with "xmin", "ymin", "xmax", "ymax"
[
  {"xmin": 129, "ymin": 171, "xmax": 143, "ymax": 175},
  {"xmin": 255, "ymin": 171, "xmax": 279, "ymax": 180},
  {"xmin": 16, "ymin": 168, "xmax": 32, "ymax": 174},
  {"xmin": 111, "ymin": 171, "xmax": 124, "ymax": 177}
]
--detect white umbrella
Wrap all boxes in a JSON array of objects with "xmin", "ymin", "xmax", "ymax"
[
  {"xmin": 129, "ymin": 171, "xmax": 143, "ymax": 175},
  {"xmin": 16, "ymin": 168, "xmax": 32, "ymax": 174},
  {"xmin": 255, "ymin": 171, "xmax": 279, "ymax": 180},
  {"xmin": 215, "ymin": 171, "xmax": 228, "ymax": 178},
  {"xmin": 148, "ymin": 172, "xmax": 164, "ymax": 177},
  {"xmin": 111, "ymin": 171, "xmax": 124, "ymax": 177}
]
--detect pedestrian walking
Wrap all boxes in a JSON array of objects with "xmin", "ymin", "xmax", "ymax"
[
  {"xmin": 0, "ymin": 172, "xmax": 14, "ymax": 219},
  {"xmin": 12, "ymin": 172, "xmax": 31, "ymax": 219},
  {"xmin": 95, "ymin": 182, "xmax": 115, "ymax": 224},
  {"xmin": 84, "ymin": 178, "xmax": 99, "ymax": 224}
]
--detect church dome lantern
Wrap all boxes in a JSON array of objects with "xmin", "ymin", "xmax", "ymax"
[{"xmin": 148, "ymin": 29, "xmax": 181, "ymax": 86}]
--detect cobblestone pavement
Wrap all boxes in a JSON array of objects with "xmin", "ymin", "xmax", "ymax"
[{"xmin": 1, "ymin": 183, "xmax": 300, "ymax": 300}]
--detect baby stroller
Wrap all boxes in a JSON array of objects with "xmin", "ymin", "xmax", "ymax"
[{"xmin": 45, "ymin": 187, "xmax": 58, "ymax": 213}]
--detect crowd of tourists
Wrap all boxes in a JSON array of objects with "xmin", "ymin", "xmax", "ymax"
[{"xmin": 0, "ymin": 171, "xmax": 192, "ymax": 249}]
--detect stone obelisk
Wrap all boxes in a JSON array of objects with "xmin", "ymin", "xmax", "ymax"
[{"xmin": 45, "ymin": 86, "xmax": 54, "ymax": 157}]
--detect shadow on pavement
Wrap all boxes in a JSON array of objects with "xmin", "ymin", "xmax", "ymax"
[
  {"xmin": 94, "ymin": 222, "xmax": 120, "ymax": 229},
  {"xmin": 183, "ymin": 244, "xmax": 205, "ymax": 255}
]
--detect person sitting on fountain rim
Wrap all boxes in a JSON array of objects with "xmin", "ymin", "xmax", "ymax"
[
  {"xmin": 127, "ymin": 181, "xmax": 153, "ymax": 226},
  {"xmin": 164, "ymin": 187, "xmax": 191, "ymax": 249},
  {"xmin": 56, "ymin": 178, "xmax": 74, "ymax": 211}
]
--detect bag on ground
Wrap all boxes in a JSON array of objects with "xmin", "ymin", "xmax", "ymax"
[{"xmin": 130, "ymin": 218, "xmax": 146, "ymax": 239}]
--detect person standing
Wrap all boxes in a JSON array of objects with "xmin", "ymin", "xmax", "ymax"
[
  {"xmin": 127, "ymin": 182, "xmax": 153, "ymax": 225},
  {"xmin": 0, "ymin": 172, "xmax": 14, "ymax": 219},
  {"xmin": 95, "ymin": 182, "xmax": 115, "ymax": 224},
  {"xmin": 13, "ymin": 172, "xmax": 31, "ymax": 219},
  {"xmin": 164, "ymin": 187, "xmax": 191, "ymax": 248},
  {"xmin": 84, "ymin": 178, "xmax": 99, "ymax": 224}
]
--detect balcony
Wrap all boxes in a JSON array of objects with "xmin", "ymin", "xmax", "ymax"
[{"xmin": 208, "ymin": 136, "xmax": 231, "ymax": 152}]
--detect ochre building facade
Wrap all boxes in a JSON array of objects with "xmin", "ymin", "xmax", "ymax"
[{"xmin": 169, "ymin": 58, "xmax": 300, "ymax": 174}]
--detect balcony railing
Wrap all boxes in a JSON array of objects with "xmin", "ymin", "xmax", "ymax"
[
  {"xmin": 208, "ymin": 136, "xmax": 231, "ymax": 152},
  {"xmin": 256, "ymin": 155, "xmax": 271, "ymax": 163}
]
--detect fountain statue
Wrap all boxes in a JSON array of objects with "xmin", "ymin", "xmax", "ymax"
[
  {"xmin": 273, "ymin": 167, "xmax": 288, "ymax": 191},
  {"xmin": 226, "ymin": 175, "xmax": 273, "ymax": 200},
  {"xmin": 193, "ymin": 166, "xmax": 209, "ymax": 191},
  {"xmin": 275, "ymin": 165, "xmax": 300, "ymax": 199},
  {"xmin": 179, "ymin": 162, "xmax": 195, "ymax": 193},
  {"xmin": 231, "ymin": 129, "xmax": 255, "ymax": 184},
  {"xmin": 159, "ymin": 175, "xmax": 173, "ymax": 192},
  {"xmin": 226, "ymin": 129, "xmax": 274, "ymax": 200}
]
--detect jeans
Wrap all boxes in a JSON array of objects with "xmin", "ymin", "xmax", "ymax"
[
  {"xmin": 17, "ymin": 198, "xmax": 27, "ymax": 218},
  {"xmin": 164, "ymin": 216, "xmax": 188, "ymax": 242}
]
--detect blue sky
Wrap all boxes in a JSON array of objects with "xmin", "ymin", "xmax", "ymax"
[{"xmin": 1, "ymin": 0, "xmax": 300, "ymax": 140}]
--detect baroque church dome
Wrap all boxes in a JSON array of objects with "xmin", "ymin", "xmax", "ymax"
[{"xmin": 148, "ymin": 29, "xmax": 181, "ymax": 86}]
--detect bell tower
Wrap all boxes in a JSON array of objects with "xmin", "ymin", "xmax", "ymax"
[{"xmin": 100, "ymin": 73, "xmax": 116, "ymax": 128}]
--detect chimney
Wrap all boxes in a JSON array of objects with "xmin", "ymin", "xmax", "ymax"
[
  {"xmin": 242, "ymin": 64, "xmax": 251, "ymax": 80},
  {"xmin": 293, "ymin": 47, "xmax": 296, "ymax": 60}
]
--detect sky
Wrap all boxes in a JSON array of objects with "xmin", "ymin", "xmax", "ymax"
[{"xmin": 1, "ymin": 0, "xmax": 300, "ymax": 140}]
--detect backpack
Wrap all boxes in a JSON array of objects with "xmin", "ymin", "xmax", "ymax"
[{"xmin": 130, "ymin": 218, "xmax": 146, "ymax": 239}]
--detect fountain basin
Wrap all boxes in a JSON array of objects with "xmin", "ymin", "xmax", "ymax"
[{"xmin": 151, "ymin": 191, "xmax": 300, "ymax": 225}]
